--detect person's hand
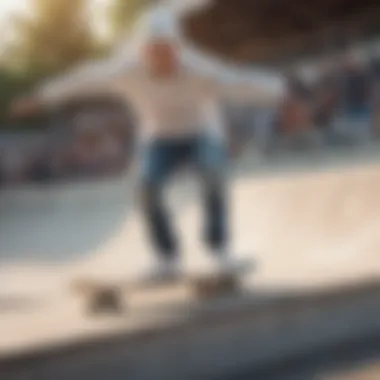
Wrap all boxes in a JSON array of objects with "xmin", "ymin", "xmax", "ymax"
[{"xmin": 10, "ymin": 96, "xmax": 42, "ymax": 118}]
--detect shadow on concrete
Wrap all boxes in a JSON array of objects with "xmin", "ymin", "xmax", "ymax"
[{"xmin": 229, "ymin": 334, "xmax": 380, "ymax": 380}]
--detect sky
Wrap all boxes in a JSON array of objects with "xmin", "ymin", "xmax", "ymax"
[
  {"xmin": 0, "ymin": 0, "xmax": 107, "ymax": 19},
  {"xmin": 0, "ymin": 0, "xmax": 28, "ymax": 22}
]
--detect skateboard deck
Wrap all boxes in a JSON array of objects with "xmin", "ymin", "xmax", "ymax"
[{"xmin": 70, "ymin": 258, "xmax": 254, "ymax": 315}]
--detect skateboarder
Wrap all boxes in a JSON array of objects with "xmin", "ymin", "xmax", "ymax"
[{"xmin": 12, "ymin": 5, "xmax": 285, "ymax": 283}]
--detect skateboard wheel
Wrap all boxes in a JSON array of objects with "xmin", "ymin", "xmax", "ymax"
[
  {"xmin": 192, "ymin": 276, "xmax": 240, "ymax": 300},
  {"xmin": 87, "ymin": 288, "xmax": 124, "ymax": 315}
]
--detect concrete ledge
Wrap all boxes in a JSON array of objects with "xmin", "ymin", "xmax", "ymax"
[{"xmin": 1, "ymin": 279, "xmax": 380, "ymax": 380}]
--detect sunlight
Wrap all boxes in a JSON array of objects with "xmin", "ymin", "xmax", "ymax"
[{"xmin": 0, "ymin": 0, "xmax": 28, "ymax": 20}]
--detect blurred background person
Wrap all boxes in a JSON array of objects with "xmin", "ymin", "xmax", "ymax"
[
  {"xmin": 313, "ymin": 63, "xmax": 339, "ymax": 143},
  {"xmin": 369, "ymin": 55, "xmax": 380, "ymax": 139},
  {"xmin": 275, "ymin": 73, "xmax": 322, "ymax": 152},
  {"xmin": 333, "ymin": 52, "xmax": 373, "ymax": 144}
]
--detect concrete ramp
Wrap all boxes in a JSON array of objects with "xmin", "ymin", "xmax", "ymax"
[
  {"xmin": 234, "ymin": 162, "xmax": 380, "ymax": 282},
  {"xmin": 67, "ymin": 154, "xmax": 380, "ymax": 286},
  {"xmin": 1, "ymin": 149, "xmax": 380, "ymax": 378},
  {"xmin": 0, "ymin": 176, "xmax": 133, "ymax": 264}
]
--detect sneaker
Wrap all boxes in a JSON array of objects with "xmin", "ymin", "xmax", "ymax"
[
  {"xmin": 209, "ymin": 249, "xmax": 252, "ymax": 276},
  {"xmin": 140, "ymin": 256, "xmax": 183, "ymax": 286}
]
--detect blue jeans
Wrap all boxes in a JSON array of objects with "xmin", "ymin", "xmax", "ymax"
[{"xmin": 139, "ymin": 135, "xmax": 228, "ymax": 259}]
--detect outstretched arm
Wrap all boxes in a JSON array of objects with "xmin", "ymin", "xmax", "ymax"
[
  {"xmin": 37, "ymin": 55, "xmax": 135, "ymax": 106},
  {"xmin": 183, "ymin": 47, "xmax": 286, "ymax": 107},
  {"xmin": 217, "ymin": 67, "xmax": 286, "ymax": 107},
  {"xmin": 12, "ymin": 53, "xmax": 135, "ymax": 117}
]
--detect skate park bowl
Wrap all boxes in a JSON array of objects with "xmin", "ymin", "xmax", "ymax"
[
  {"xmin": 0, "ymin": 174, "xmax": 134, "ymax": 264},
  {"xmin": 1, "ymin": 144, "xmax": 380, "ymax": 379}
]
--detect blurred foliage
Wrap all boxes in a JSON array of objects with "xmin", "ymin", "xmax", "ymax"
[
  {"xmin": 9, "ymin": 0, "xmax": 97, "ymax": 75},
  {"xmin": 0, "ymin": 67, "xmax": 49, "ymax": 130},
  {"xmin": 0, "ymin": 0, "xmax": 100, "ymax": 129},
  {"xmin": 0, "ymin": 0, "xmax": 151, "ymax": 130},
  {"xmin": 107, "ymin": 0, "xmax": 149, "ymax": 42}
]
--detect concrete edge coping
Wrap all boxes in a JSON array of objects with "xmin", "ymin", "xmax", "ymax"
[{"xmin": 0, "ymin": 277, "xmax": 379, "ymax": 376}]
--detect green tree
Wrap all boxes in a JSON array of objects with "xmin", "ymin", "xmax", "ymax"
[
  {"xmin": 0, "ymin": 67, "xmax": 45, "ymax": 129},
  {"xmin": 9, "ymin": 0, "xmax": 97, "ymax": 76},
  {"xmin": 0, "ymin": 0, "xmax": 101, "ymax": 129},
  {"xmin": 107, "ymin": 0, "xmax": 150, "ymax": 42}
]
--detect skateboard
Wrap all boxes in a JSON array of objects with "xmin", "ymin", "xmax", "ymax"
[{"xmin": 70, "ymin": 259, "xmax": 254, "ymax": 316}]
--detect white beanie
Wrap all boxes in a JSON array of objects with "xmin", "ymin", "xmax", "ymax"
[
  {"xmin": 129, "ymin": 5, "xmax": 184, "ymax": 52},
  {"xmin": 114, "ymin": 2, "xmax": 212, "ymax": 59},
  {"xmin": 132, "ymin": 0, "xmax": 214, "ymax": 41}
]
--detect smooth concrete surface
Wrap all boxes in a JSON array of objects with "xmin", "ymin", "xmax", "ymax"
[
  {"xmin": 1, "ymin": 146, "xmax": 380, "ymax": 378},
  {"xmin": 230, "ymin": 332, "xmax": 380, "ymax": 379},
  {"xmin": 1, "ymin": 280, "xmax": 380, "ymax": 379},
  {"xmin": 0, "ymin": 175, "xmax": 133, "ymax": 263}
]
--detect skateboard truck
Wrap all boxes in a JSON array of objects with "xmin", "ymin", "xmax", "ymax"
[
  {"xmin": 71, "ymin": 280, "xmax": 125, "ymax": 315},
  {"xmin": 189, "ymin": 273, "xmax": 241, "ymax": 300}
]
